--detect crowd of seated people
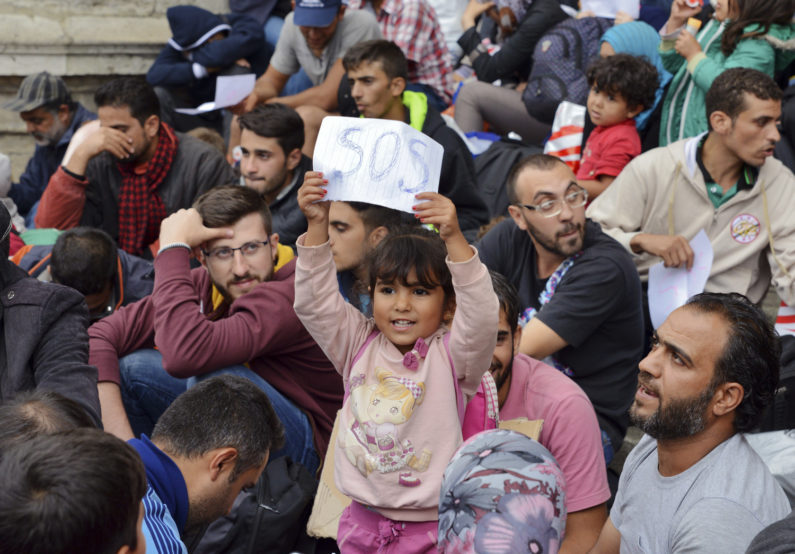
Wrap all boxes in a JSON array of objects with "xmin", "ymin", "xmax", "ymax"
[{"xmin": 0, "ymin": 0, "xmax": 794, "ymax": 552}]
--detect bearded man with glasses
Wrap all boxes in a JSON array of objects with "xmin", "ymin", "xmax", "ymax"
[
  {"xmin": 478, "ymin": 154, "xmax": 644, "ymax": 467},
  {"xmin": 89, "ymin": 185, "xmax": 341, "ymax": 475}
]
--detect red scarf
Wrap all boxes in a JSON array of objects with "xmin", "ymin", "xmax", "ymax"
[{"xmin": 116, "ymin": 123, "xmax": 178, "ymax": 255}]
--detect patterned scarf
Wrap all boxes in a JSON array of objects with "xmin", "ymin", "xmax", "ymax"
[{"xmin": 116, "ymin": 123, "xmax": 178, "ymax": 255}]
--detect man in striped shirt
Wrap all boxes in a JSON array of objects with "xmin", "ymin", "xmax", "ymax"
[{"xmin": 129, "ymin": 375, "xmax": 283, "ymax": 553}]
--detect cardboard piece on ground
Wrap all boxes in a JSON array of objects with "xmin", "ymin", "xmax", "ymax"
[
  {"xmin": 312, "ymin": 116, "xmax": 443, "ymax": 214},
  {"xmin": 499, "ymin": 417, "xmax": 544, "ymax": 441},
  {"xmin": 306, "ymin": 411, "xmax": 351, "ymax": 540}
]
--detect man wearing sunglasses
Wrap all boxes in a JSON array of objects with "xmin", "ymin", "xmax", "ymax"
[
  {"xmin": 478, "ymin": 153, "xmax": 644, "ymax": 467},
  {"xmin": 89, "ymin": 185, "xmax": 341, "ymax": 476}
]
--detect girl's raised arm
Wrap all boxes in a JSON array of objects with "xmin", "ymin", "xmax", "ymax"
[
  {"xmin": 297, "ymin": 171, "xmax": 330, "ymax": 246},
  {"xmin": 412, "ymin": 192, "xmax": 473, "ymax": 263}
]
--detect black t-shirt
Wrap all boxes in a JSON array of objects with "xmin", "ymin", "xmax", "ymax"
[{"xmin": 479, "ymin": 219, "xmax": 644, "ymax": 448}]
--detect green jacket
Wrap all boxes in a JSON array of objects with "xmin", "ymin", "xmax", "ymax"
[{"xmin": 659, "ymin": 20, "xmax": 795, "ymax": 146}]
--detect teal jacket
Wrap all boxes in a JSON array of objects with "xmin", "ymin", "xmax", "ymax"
[{"xmin": 659, "ymin": 20, "xmax": 795, "ymax": 146}]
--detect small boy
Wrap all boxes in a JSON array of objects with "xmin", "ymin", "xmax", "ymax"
[{"xmin": 577, "ymin": 53, "xmax": 658, "ymax": 198}]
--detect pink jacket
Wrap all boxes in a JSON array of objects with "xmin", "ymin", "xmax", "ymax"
[{"xmin": 294, "ymin": 237, "xmax": 498, "ymax": 521}]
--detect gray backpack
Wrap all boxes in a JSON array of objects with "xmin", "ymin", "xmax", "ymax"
[{"xmin": 522, "ymin": 17, "xmax": 613, "ymax": 124}]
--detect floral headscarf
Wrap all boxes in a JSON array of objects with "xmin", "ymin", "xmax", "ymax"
[{"xmin": 438, "ymin": 430, "xmax": 567, "ymax": 553}]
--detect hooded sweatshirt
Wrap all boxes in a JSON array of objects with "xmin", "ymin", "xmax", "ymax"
[
  {"xmin": 147, "ymin": 6, "xmax": 268, "ymax": 101},
  {"xmin": 587, "ymin": 134, "xmax": 795, "ymax": 305}
]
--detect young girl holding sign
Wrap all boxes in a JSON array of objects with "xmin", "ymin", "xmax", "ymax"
[{"xmin": 294, "ymin": 171, "xmax": 498, "ymax": 552}]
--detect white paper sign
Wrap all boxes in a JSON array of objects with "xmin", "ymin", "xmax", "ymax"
[
  {"xmin": 312, "ymin": 116, "xmax": 443, "ymax": 214},
  {"xmin": 580, "ymin": 0, "xmax": 640, "ymax": 18},
  {"xmin": 648, "ymin": 230, "xmax": 714, "ymax": 329},
  {"xmin": 175, "ymin": 73, "xmax": 255, "ymax": 114}
]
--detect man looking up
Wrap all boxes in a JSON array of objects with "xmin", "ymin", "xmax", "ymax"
[
  {"xmin": 489, "ymin": 271, "xmax": 610, "ymax": 553},
  {"xmin": 36, "ymin": 77, "xmax": 234, "ymax": 257},
  {"xmin": 90, "ymin": 185, "xmax": 341, "ymax": 475},
  {"xmin": 590, "ymin": 293, "xmax": 790, "ymax": 553},
  {"xmin": 132, "ymin": 375, "xmax": 284, "ymax": 553},
  {"xmin": 342, "ymin": 39, "xmax": 489, "ymax": 241},
  {"xmin": 238, "ymin": 103, "xmax": 310, "ymax": 247},
  {"xmin": 478, "ymin": 153, "xmax": 644, "ymax": 463},
  {"xmin": 588, "ymin": 68, "xmax": 795, "ymax": 318},
  {"xmin": 2, "ymin": 71, "xmax": 96, "ymax": 219}
]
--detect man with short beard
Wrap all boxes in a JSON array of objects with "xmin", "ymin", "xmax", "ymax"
[
  {"xmin": 90, "ymin": 185, "xmax": 341, "ymax": 477},
  {"xmin": 2, "ymin": 72, "xmax": 96, "ymax": 218},
  {"xmin": 488, "ymin": 271, "xmax": 610, "ymax": 553},
  {"xmin": 238, "ymin": 103, "xmax": 310, "ymax": 247},
  {"xmin": 588, "ymin": 68, "xmax": 795, "ymax": 337},
  {"xmin": 478, "ymin": 153, "xmax": 643, "ymax": 463},
  {"xmin": 35, "ymin": 77, "xmax": 234, "ymax": 258},
  {"xmin": 591, "ymin": 293, "xmax": 790, "ymax": 554}
]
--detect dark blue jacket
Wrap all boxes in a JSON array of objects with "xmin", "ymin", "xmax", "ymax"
[
  {"xmin": 9, "ymin": 103, "xmax": 96, "ymax": 216},
  {"xmin": 147, "ymin": 6, "xmax": 268, "ymax": 103}
]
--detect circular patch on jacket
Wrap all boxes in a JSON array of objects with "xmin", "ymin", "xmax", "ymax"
[{"xmin": 730, "ymin": 214, "xmax": 761, "ymax": 244}]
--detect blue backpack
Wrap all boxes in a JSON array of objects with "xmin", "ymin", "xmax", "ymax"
[{"xmin": 522, "ymin": 17, "xmax": 613, "ymax": 124}]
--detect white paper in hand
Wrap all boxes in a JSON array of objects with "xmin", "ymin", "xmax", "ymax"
[
  {"xmin": 313, "ymin": 116, "xmax": 443, "ymax": 214},
  {"xmin": 648, "ymin": 230, "xmax": 714, "ymax": 329},
  {"xmin": 175, "ymin": 73, "xmax": 255, "ymax": 114}
]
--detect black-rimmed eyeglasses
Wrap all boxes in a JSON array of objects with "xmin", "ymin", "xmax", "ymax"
[{"xmin": 202, "ymin": 240, "xmax": 270, "ymax": 261}]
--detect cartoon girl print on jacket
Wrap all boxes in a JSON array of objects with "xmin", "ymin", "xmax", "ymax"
[{"xmin": 342, "ymin": 368, "xmax": 432, "ymax": 486}]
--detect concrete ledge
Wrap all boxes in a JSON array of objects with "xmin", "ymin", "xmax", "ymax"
[
  {"xmin": 0, "ymin": 0, "xmax": 235, "ymax": 174},
  {"xmin": 65, "ymin": 17, "xmax": 170, "ymax": 45},
  {"xmin": 0, "ymin": 0, "xmax": 227, "ymax": 18}
]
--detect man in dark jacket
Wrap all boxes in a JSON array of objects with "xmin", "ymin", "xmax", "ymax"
[
  {"xmin": 342, "ymin": 39, "xmax": 489, "ymax": 240},
  {"xmin": 2, "ymin": 72, "xmax": 96, "ymax": 219},
  {"xmin": 35, "ymin": 77, "xmax": 235, "ymax": 258},
  {"xmin": 238, "ymin": 103, "xmax": 310, "ymax": 247},
  {"xmin": 0, "ymin": 202, "xmax": 100, "ymax": 426},
  {"xmin": 147, "ymin": 5, "xmax": 269, "ymax": 133}
]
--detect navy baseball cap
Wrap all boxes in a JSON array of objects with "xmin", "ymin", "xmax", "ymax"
[{"xmin": 293, "ymin": 0, "xmax": 341, "ymax": 27}]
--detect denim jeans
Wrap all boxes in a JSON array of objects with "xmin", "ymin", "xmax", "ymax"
[
  {"xmin": 119, "ymin": 349, "xmax": 319, "ymax": 474},
  {"xmin": 119, "ymin": 349, "xmax": 188, "ymax": 438},
  {"xmin": 281, "ymin": 68, "xmax": 314, "ymax": 98},
  {"xmin": 265, "ymin": 16, "xmax": 314, "ymax": 97},
  {"xmin": 263, "ymin": 16, "xmax": 284, "ymax": 52}
]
